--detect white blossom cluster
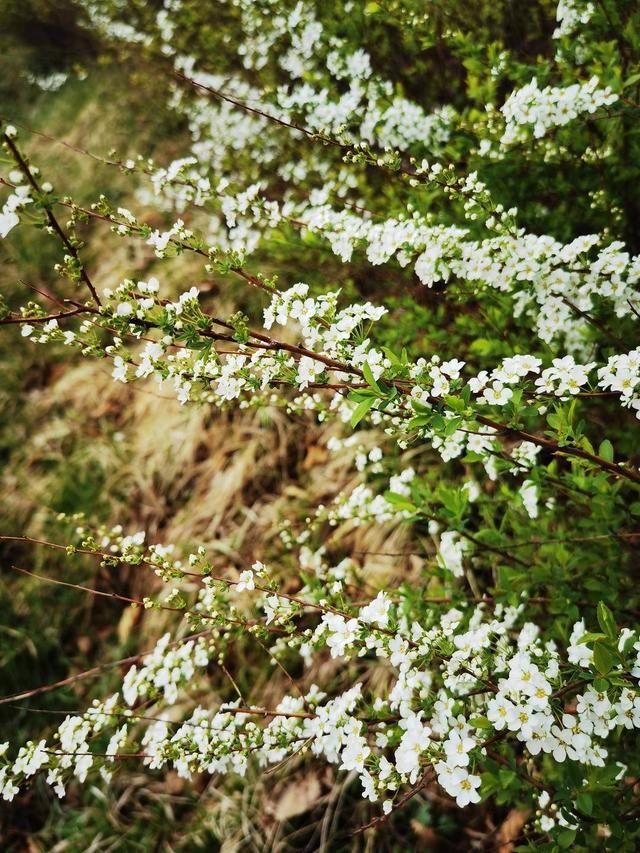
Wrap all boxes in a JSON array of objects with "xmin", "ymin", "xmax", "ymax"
[
  {"xmin": 553, "ymin": 0, "xmax": 595, "ymax": 40},
  {"xmin": 597, "ymin": 348, "xmax": 640, "ymax": 418},
  {"xmin": 324, "ymin": 467, "xmax": 416, "ymax": 527},
  {"xmin": 2, "ymin": 567, "xmax": 639, "ymax": 819},
  {"xmin": 15, "ymin": 264, "xmax": 640, "ymax": 476},
  {"xmin": 501, "ymin": 76, "xmax": 618, "ymax": 145},
  {"xmin": 223, "ymin": 0, "xmax": 456, "ymax": 152},
  {"xmin": 122, "ymin": 632, "xmax": 213, "ymax": 706},
  {"xmin": 436, "ymin": 531, "xmax": 469, "ymax": 578},
  {"xmin": 64, "ymin": 10, "xmax": 636, "ymax": 363},
  {"xmin": 135, "ymin": 165, "xmax": 640, "ymax": 352}
]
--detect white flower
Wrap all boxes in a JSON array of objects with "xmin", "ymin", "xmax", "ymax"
[
  {"xmin": 437, "ymin": 531, "xmax": 468, "ymax": 578},
  {"xmin": 0, "ymin": 209, "xmax": 19, "ymax": 238},
  {"xmin": 435, "ymin": 762, "xmax": 482, "ymax": 807},
  {"xmin": 359, "ymin": 592, "xmax": 391, "ymax": 627},
  {"xmin": 322, "ymin": 613, "xmax": 359, "ymax": 658},
  {"xmin": 519, "ymin": 480, "xmax": 539, "ymax": 519},
  {"xmin": 236, "ymin": 569, "xmax": 255, "ymax": 592},
  {"xmin": 394, "ymin": 714, "xmax": 431, "ymax": 783},
  {"xmin": 0, "ymin": 768, "xmax": 19, "ymax": 802},
  {"xmin": 443, "ymin": 730, "xmax": 476, "ymax": 767},
  {"xmin": 112, "ymin": 356, "xmax": 129, "ymax": 383},
  {"xmin": 480, "ymin": 380, "xmax": 513, "ymax": 406},
  {"xmin": 487, "ymin": 694, "xmax": 516, "ymax": 730},
  {"xmin": 296, "ymin": 355, "xmax": 324, "ymax": 388},
  {"xmin": 340, "ymin": 734, "xmax": 370, "ymax": 772},
  {"xmin": 567, "ymin": 620, "xmax": 593, "ymax": 668}
]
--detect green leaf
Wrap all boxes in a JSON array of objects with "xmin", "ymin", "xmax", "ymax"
[
  {"xmin": 444, "ymin": 416, "xmax": 463, "ymax": 437},
  {"xmin": 362, "ymin": 361, "xmax": 383, "ymax": 395},
  {"xmin": 469, "ymin": 716, "xmax": 492, "ymax": 729},
  {"xmin": 576, "ymin": 792, "xmax": 592, "ymax": 815},
  {"xmin": 350, "ymin": 396, "xmax": 376, "ymax": 427},
  {"xmin": 580, "ymin": 435, "xmax": 595, "ymax": 455},
  {"xmin": 444, "ymin": 395, "xmax": 465, "ymax": 414},
  {"xmin": 384, "ymin": 491, "xmax": 416, "ymax": 513},
  {"xmin": 596, "ymin": 601, "xmax": 618, "ymax": 641},
  {"xmin": 620, "ymin": 632, "xmax": 637, "ymax": 654},
  {"xmin": 577, "ymin": 631, "xmax": 606, "ymax": 644},
  {"xmin": 546, "ymin": 412, "xmax": 563, "ymax": 430},
  {"xmin": 498, "ymin": 768, "xmax": 516, "ymax": 787},
  {"xmin": 408, "ymin": 415, "xmax": 432, "ymax": 429},
  {"xmin": 593, "ymin": 642, "xmax": 615, "ymax": 676},
  {"xmin": 558, "ymin": 829, "xmax": 576, "ymax": 848},
  {"xmin": 411, "ymin": 399, "xmax": 432, "ymax": 415},
  {"xmin": 598, "ymin": 439, "xmax": 614, "ymax": 463},
  {"xmin": 474, "ymin": 529, "xmax": 504, "ymax": 547},
  {"xmin": 381, "ymin": 346, "xmax": 401, "ymax": 366}
]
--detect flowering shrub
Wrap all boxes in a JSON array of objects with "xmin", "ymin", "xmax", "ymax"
[{"xmin": 1, "ymin": 0, "xmax": 640, "ymax": 847}]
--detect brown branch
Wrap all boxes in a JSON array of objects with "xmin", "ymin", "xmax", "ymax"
[
  {"xmin": 2, "ymin": 133, "xmax": 101, "ymax": 306},
  {"xmin": 0, "ymin": 307, "xmax": 87, "ymax": 325}
]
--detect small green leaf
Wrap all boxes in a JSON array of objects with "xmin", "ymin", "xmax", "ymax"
[
  {"xmin": 498, "ymin": 768, "xmax": 516, "ymax": 787},
  {"xmin": 469, "ymin": 716, "xmax": 492, "ymax": 729},
  {"xmin": 444, "ymin": 395, "xmax": 465, "ymax": 414},
  {"xmin": 408, "ymin": 415, "xmax": 432, "ymax": 429},
  {"xmin": 620, "ymin": 632, "xmax": 637, "ymax": 654},
  {"xmin": 596, "ymin": 601, "xmax": 618, "ymax": 641},
  {"xmin": 444, "ymin": 416, "xmax": 463, "ymax": 437},
  {"xmin": 576, "ymin": 792, "xmax": 592, "ymax": 815},
  {"xmin": 362, "ymin": 361, "xmax": 383, "ymax": 395},
  {"xmin": 598, "ymin": 439, "xmax": 614, "ymax": 462},
  {"xmin": 381, "ymin": 346, "xmax": 401, "ymax": 366},
  {"xmin": 350, "ymin": 396, "xmax": 376, "ymax": 427},
  {"xmin": 577, "ymin": 631, "xmax": 606, "ymax": 644},
  {"xmin": 547, "ymin": 412, "xmax": 563, "ymax": 430},
  {"xmin": 411, "ymin": 399, "xmax": 432, "ymax": 415},
  {"xmin": 593, "ymin": 642, "xmax": 615, "ymax": 676},
  {"xmin": 580, "ymin": 436, "xmax": 595, "ymax": 455},
  {"xmin": 558, "ymin": 829, "xmax": 576, "ymax": 848},
  {"xmin": 384, "ymin": 491, "xmax": 416, "ymax": 513}
]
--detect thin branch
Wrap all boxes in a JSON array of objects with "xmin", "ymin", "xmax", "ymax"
[{"xmin": 2, "ymin": 133, "xmax": 101, "ymax": 306}]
